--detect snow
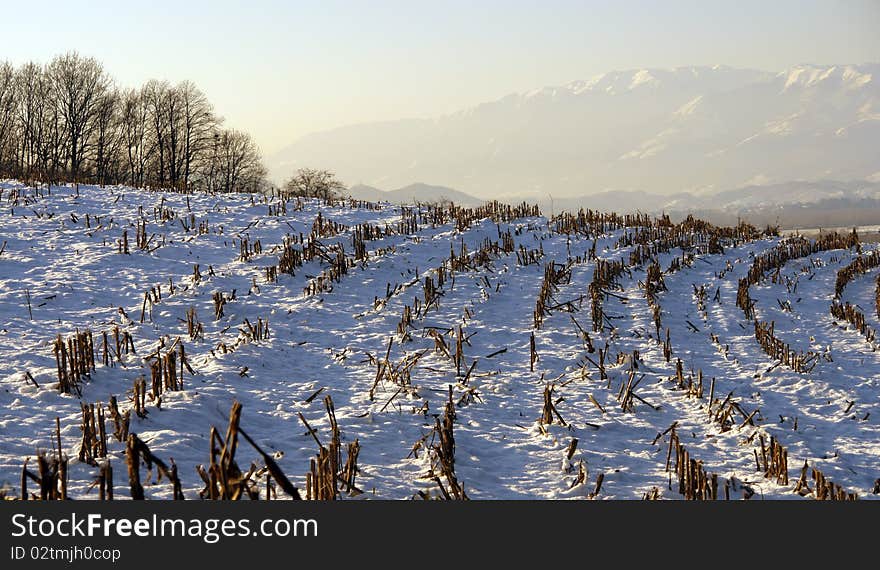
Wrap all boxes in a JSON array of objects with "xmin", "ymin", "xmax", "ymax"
[
  {"xmin": 673, "ymin": 95, "xmax": 703, "ymax": 117},
  {"xmin": 1, "ymin": 180, "xmax": 878, "ymax": 500},
  {"xmin": 619, "ymin": 128, "xmax": 677, "ymax": 161},
  {"xmin": 842, "ymin": 66, "xmax": 873, "ymax": 89},
  {"xmin": 781, "ymin": 65, "xmax": 874, "ymax": 92},
  {"xmin": 628, "ymin": 69, "xmax": 659, "ymax": 90}
]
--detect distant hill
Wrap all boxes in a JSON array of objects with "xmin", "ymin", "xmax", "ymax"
[
  {"xmin": 345, "ymin": 184, "xmax": 386, "ymax": 203},
  {"xmin": 537, "ymin": 180, "xmax": 880, "ymax": 229},
  {"xmin": 349, "ymin": 178, "xmax": 880, "ymax": 230},
  {"xmin": 344, "ymin": 182, "xmax": 483, "ymax": 206}
]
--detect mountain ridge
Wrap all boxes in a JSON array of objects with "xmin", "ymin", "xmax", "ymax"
[
  {"xmin": 345, "ymin": 182, "xmax": 483, "ymax": 206},
  {"xmin": 270, "ymin": 63, "xmax": 879, "ymax": 199}
]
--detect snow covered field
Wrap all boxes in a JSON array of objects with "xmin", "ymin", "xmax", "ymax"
[{"xmin": 0, "ymin": 180, "xmax": 877, "ymax": 500}]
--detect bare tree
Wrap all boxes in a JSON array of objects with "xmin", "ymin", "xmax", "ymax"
[
  {"xmin": 120, "ymin": 88, "xmax": 152, "ymax": 186},
  {"xmin": 142, "ymin": 81, "xmax": 189, "ymax": 189},
  {"xmin": 13, "ymin": 61, "xmax": 48, "ymax": 178},
  {"xmin": 92, "ymin": 87, "xmax": 122, "ymax": 185},
  {"xmin": 205, "ymin": 129, "xmax": 266, "ymax": 193},
  {"xmin": 177, "ymin": 80, "xmax": 217, "ymax": 190},
  {"xmin": 164, "ymin": 84, "xmax": 185, "ymax": 189},
  {"xmin": 0, "ymin": 53, "xmax": 265, "ymax": 191},
  {"xmin": 283, "ymin": 168, "xmax": 345, "ymax": 200},
  {"xmin": 0, "ymin": 62, "xmax": 16, "ymax": 174},
  {"xmin": 39, "ymin": 84, "xmax": 68, "ymax": 182},
  {"xmin": 45, "ymin": 52, "xmax": 110, "ymax": 182},
  {"xmin": 143, "ymin": 79, "xmax": 170, "ymax": 187}
]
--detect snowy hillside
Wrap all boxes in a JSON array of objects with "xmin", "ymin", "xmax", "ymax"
[
  {"xmin": 1, "ymin": 180, "xmax": 878, "ymax": 500},
  {"xmin": 270, "ymin": 64, "xmax": 880, "ymax": 198}
]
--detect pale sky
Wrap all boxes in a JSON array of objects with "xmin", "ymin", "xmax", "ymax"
[{"xmin": 2, "ymin": 0, "xmax": 878, "ymax": 155}]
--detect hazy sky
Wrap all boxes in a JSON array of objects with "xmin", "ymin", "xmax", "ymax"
[{"xmin": 2, "ymin": 0, "xmax": 878, "ymax": 155}]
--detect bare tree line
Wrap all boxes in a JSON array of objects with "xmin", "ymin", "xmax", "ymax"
[
  {"xmin": 0, "ymin": 52, "xmax": 266, "ymax": 192},
  {"xmin": 283, "ymin": 167, "xmax": 346, "ymax": 200}
]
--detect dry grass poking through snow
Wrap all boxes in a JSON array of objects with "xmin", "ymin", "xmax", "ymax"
[{"xmin": 0, "ymin": 181, "xmax": 878, "ymax": 500}]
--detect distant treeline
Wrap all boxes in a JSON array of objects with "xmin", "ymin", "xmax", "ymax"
[
  {"xmin": 0, "ymin": 52, "xmax": 266, "ymax": 192},
  {"xmin": 672, "ymin": 199, "xmax": 880, "ymax": 231}
]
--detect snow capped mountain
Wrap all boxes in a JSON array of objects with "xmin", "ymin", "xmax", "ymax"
[
  {"xmin": 779, "ymin": 64, "xmax": 873, "ymax": 91},
  {"xmin": 269, "ymin": 64, "xmax": 879, "ymax": 198}
]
